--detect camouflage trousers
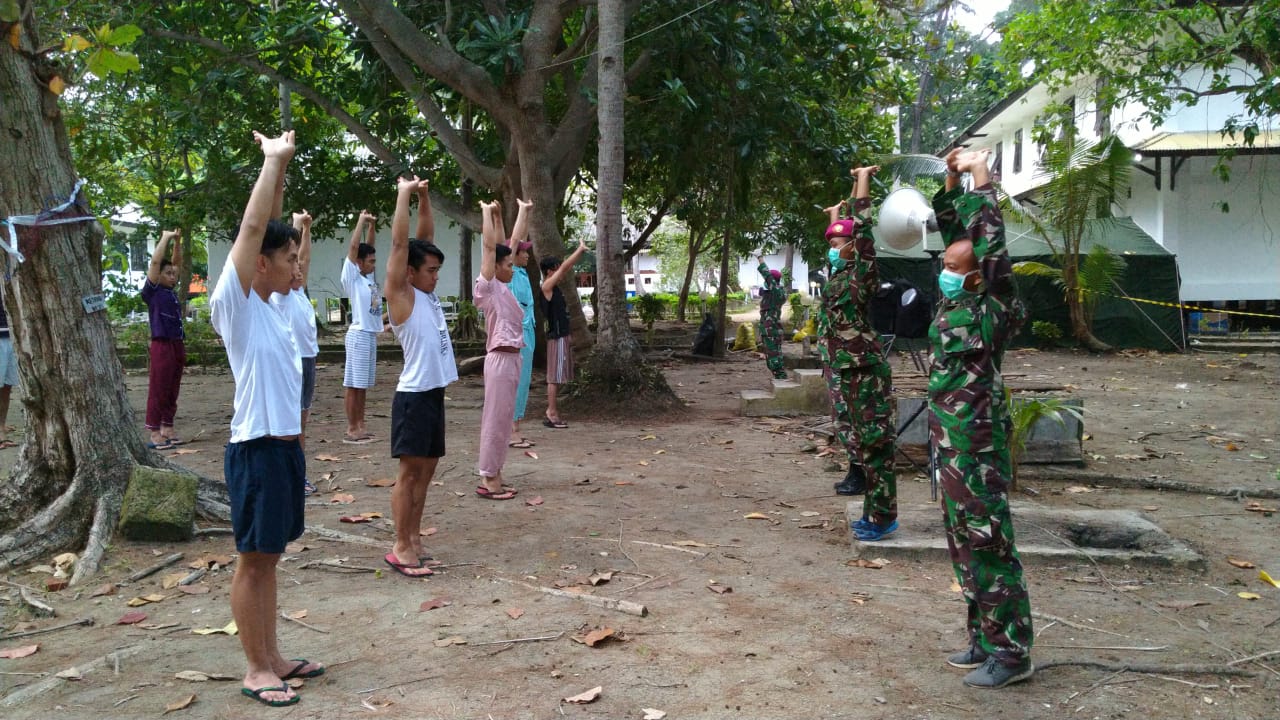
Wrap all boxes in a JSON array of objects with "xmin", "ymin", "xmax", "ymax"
[
  {"xmin": 824, "ymin": 357, "xmax": 896, "ymax": 524},
  {"xmin": 933, "ymin": 438, "xmax": 1034, "ymax": 665},
  {"xmin": 759, "ymin": 311, "xmax": 785, "ymax": 377}
]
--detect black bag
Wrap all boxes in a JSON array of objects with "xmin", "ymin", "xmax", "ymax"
[
  {"xmin": 692, "ymin": 313, "xmax": 718, "ymax": 356},
  {"xmin": 870, "ymin": 280, "xmax": 932, "ymax": 339}
]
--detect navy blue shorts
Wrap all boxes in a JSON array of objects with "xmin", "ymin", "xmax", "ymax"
[
  {"xmin": 300, "ymin": 356, "xmax": 317, "ymax": 411},
  {"xmin": 391, "ymin": 388, "xmax": 446, "ymax": 459},
  {"xmin": 224, "ymin": 437, "xmax": 306, "ymax": 553}
]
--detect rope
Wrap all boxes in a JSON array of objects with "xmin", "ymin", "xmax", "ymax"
[{"xmin": 0, "ymin": 179, "xmax": 98, "ymax": 265}]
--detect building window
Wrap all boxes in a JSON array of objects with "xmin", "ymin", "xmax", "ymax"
[
  {"xmin": 993, "ymin": 141, "xmax": 1003, "ymax": 181},
  {"xmin": 643, "ymin": 277, "xmax": 652, "ymax": 285},
  {"xmin": 1013, "ymin": 129, "xmax": 1023, "ymax": 173}
]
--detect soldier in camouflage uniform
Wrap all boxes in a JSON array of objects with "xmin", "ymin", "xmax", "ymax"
[
  {"xmin": 817, "ymin": 166, "xmax": 897, "ymax": 538},
  {"xmin": 756, "ymin": 256, "xmax": 788, "ymax": 379},
  {"xmin": 928, "ymin": 148, "xmax": 1033, "ymax": 689}
]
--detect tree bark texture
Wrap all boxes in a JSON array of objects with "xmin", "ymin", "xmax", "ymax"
[{"xmin": 0, "ymin": 5, "xmax": 223, "ymax": 583}]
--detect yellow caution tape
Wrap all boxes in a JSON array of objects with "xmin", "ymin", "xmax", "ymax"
[{"xmin": 1078, "ymin": 287, "xmax": 1280, "ymax": 320}]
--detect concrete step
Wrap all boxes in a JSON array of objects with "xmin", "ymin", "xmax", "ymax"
[{"xmin": 847, "ymin": 499, "xmax": 1202, "ymax": 569}]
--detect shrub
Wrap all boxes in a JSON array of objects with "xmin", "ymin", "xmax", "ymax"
[{"xmin": 1031, "ymin": 320, "xmax": 1063, "ymax": 346}]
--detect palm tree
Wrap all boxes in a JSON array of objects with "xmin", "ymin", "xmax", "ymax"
[{"xmin": 1008, "ymin": 134, "xmax": 1134, "ymax": 352}]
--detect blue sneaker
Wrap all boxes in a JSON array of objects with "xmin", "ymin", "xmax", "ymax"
[
  {"xmin": 850, "ymin": 516, "xmax": 876, "ymax": 532},
  {"xmin": 303, "ymin": 479, "xmax": 317, "ymax": 497},
  {"xmin": 853, "ymin": 519, "xmax": 898, "ymax": 542}
]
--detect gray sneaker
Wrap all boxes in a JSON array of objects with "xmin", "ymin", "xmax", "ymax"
[
  {"xmin": 946, "ymin": 644, "xmax": 988, "ymax": 669},
  {"xmin": 962, "ymin": 657, "xmax": 1034, "ymax": 688}
]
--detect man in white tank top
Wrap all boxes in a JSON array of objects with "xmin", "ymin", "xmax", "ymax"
[{"xmin": 383, "ymin": 175, "xmax": 457, "ymax": 577}]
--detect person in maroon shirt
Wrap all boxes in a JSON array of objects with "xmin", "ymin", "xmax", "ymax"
[{"xmin": 140, "ymin": 229, "xmax": 186, "ymax": 449}]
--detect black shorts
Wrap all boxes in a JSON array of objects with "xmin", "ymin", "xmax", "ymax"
[
  {"xmin": 300, "ymin": 356, "xmax": 317, "ymax": 411},
  {"xmin": 224, "ymin": 437, "xmax": 306, "ymax": 553},
  {"xmin": 391, "ymin": 388, "xmax": 446, "ymax": 459}
]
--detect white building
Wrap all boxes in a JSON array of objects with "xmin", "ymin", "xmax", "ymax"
[{"xmin": 943, "ymin": 63, "xmax": 1280, "ymax": 304}]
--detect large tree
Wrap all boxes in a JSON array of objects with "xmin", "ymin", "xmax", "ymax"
[{"xmin": 0, "ymin": 3, "xmax": 225, "ymax": 581}]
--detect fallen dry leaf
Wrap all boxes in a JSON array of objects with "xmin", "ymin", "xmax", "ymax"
[
  {"xmin": 163, "ymin": 694, "xmax": 196, "ymax": 714},
  {"xmin": 614, "ymin": 481, "xmax": 634, "ymax": 486},
  {"xmin": 526, "ymin": 496, "xmax": 545, "ymax": 507},
  {"xmin": 55, "ymin": 667, "xmax": 82, "ymax": 680},
  {"xmin": 116, "ymin": 611, "xmax": 148, "ymax": 625},
  {"xmin": 330, "ymin": 493, "xmax": 356, "ymax": 504},
  {"xmin": 578, "ymin": 627, "xmax": 616, "ymax": 647},
  {"xmin": 563, "ymin": 686, "xmax": 602, "ymax": 704},
  {"xmin": 432, "ymin": 636, "xmax": 466, "ymax": 647},
  {"xmin": 188, "ymin": 554, "xmax": 235, "ymax": 570},
  {"xmin": 178, "ymin": 585, "xmax": 210, "ymax": 595},
  {"xmin": 90, "ymin": 583, "xmax": 116, "ymax": 598},
  {"xmin": 642, "ymin": 709, "xmax": 667, "ymax": 720},
  {"xmin": 0, "ymin": 644, "xmax": 38, "ymax": 659},
  {"xmin": 314, "ymin": 453, "xmax": 342, "ymax": 462},
  {"xmin": 284, "ymin": 542, "xmax": 310, "ymax": 553},
  {"xmin": 505, "ymin": 607, "xmax": 525, "ymax": 620},
  {"xmin": 846, "ymin": 558, "xmax": 886, "ymax": 569},
  {"xmin": 1244, "ymin": 502, "xmax": 1278, "ymax": 513},
  {"xmin": 1228, "ymin": 558, "xmax": 1257, "ymax": 569},
  {"xmin": 672, "ymin": 540, "xmax": 710, "ymax": 548},
  {"xmin": 1156, "ymin": 599, "xmax": 1210, "ymax": 611},
  {"xmin": 366, "ymin": 477, "xmax": 396, "ymax": 487},
  {"xmin": 525, "ymin": 450, "xmax": 539, "ymax": 459},
  {"xmin": 1260, "ymin": 570, "xmax": 1280, "ymax": 589},
  {"xmin": 161, "ymin": 572, "xmax": 187, "ymax": 590},
  {"xmin": 1142, "ymin": 506, "xmax": 1160, "ymax": 512},
  {"xmin": 172, "ymin": 448, "xmax": 200, "ymax": 455},
  {"xmin": 338, "ymin": 515, "xmax": 371, "ymax": 524},
  {"xmin": 1238, "ymin": 592, "xmax": 1262, "ymax": 600},
  {"xmin": 849, "ymin": 591, "xmax": 872, "ymax": 605},
  {"xmin": 192, "ymin": 621, "xmax": 238, "ymax": 636},
  {"xmin": 139, "ymin": 622, "xmax": 179, "ymax": 631},
  {"xmin": 420, "ymin": 527, "xmax": 438, "ymax": 537},
  {"xmin": 419, "ymin": 597, "xmax": 451, "ymax": 612},
  {"xmin": 1065, "ymin": 485, "xmax": 1094, "ymax": 493},
  {"xmin": 287, "ymin": 609, "xmax": 308, "ymax": 620},
  {"xmin": 707, "ymin": 583, "xmax": 732, "ymax": 595},
  {"xmin": 173, "ymin": 670, "xmax": 234, "ymax": 682},
  {"xmin": 949, "ymin": 581, "xmax": 963, "ymax": 593},
  {"xmin": 588, "ymin": 571, "xmax": 614, "ymax": 586},
  {"xmin": 126, "ymin": 594, "xmax": 166, "ymax": 607},
  {"xmin": 799, "ymin": 511, "xmax": 821, "ymax": 517},
  {"xmin": 359, "ymin": 511, "xmax": 384, "ymax": 519},
  {"xmin": 743, "ymin": 512, "xmax": 770, "ymax": 520}
]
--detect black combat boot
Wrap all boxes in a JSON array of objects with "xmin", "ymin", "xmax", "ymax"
[{"xmin": 833, "ymin": 464, "xmax": 866, "ymax": 496}]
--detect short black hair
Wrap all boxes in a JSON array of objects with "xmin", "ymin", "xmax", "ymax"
[
  {"xmin": 539, "ymin": 256, "xmax": 561, "ymax": 274},
  {"xmin": 231, "ymin": 218, "xmax": 300, "ymax": 257},
  {"xmin": 357, "ymin": 243, "xmax": 376, "ymax": 260},
  {"xmin": 263, "ymin": 219, "xmax": 300, "ymax": 257},
  {"xmin": 159, "ymin": 259, "xmax": 174, "ymax": 271},
  {"xmin": 495, "ymin": 245, "xmax": 512, "ymax": 262},
  {"xmin": 407, "ymin": 239, "xmax": 445, "ymax": 270}
]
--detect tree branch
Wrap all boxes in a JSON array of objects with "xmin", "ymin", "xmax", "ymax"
[
  {"xmin": 623, "ymin": 195, "xmax": 673, "ymax": 261},
  {"xmin": 340, "ymin": 1, "xmax": 502, "ymax": 188},
  {"xmin": 343, "ymin": 0, "xmax": 506, "ymax": 116}
]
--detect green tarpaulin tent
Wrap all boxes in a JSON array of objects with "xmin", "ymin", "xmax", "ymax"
[{"xmin": 873, "ymin": 217, "xmax": 1183, "ymax": 351}]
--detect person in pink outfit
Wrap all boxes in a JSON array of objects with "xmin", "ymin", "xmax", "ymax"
[{"xmin": 473, "ymin": 200, "xmax": 525, "ymax": 500}]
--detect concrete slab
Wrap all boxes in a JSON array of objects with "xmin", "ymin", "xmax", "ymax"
[{"xmin": 847, "ymin": 500, "xmax": 1203, "ymax": 570}]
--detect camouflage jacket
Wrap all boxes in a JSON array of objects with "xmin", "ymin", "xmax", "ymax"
[
  {"xmin": 927, "ymin": 184, "xmax": 1027, "ymax": 449},
  {"xmin": 758, "ymin": 262, "xmax": 786, "ymax": 316},
  {"xmin": 817, "ymin": 200, "xmax": 882, "ymax": 369}
]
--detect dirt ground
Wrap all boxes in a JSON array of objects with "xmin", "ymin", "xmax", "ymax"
[{"xmin": 1, "ymin": 335, "xmax": 1279, "ymax": 719}]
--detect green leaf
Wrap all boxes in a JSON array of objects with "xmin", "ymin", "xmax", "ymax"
[
  {"xmin": 63, "ymin": 34, "xmax": 93, "ymax": 52},
  {"xmin": 0, "ymin": 0, "xmax": 19, "ymax": 23},
  {"xmin": 86, "ymin": 48, "xmax": 140, "ymax": 78},
  {"xmin": 102, "ymin": 24, "xmax": 143, "ymax": 48}
]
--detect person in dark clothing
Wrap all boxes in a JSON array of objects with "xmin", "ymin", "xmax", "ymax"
[
  {"xmin": 140, "ymin": 228, "xmax": 186, "ymax": 449},
  {"xmin": 538, "ymin": 238, "xmax": 588, "ymax": 428}
]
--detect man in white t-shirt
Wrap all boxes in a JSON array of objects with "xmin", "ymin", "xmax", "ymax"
[
  {"xmin": 341, "ymin": 209, "xmax": 380, "ymax": 443},
  {"xmin": 383, "ymin": 176, "xmax": 456, "ymax": 577},
  {"xmin": 209, "ymin": 130, "xmax": 324, "ymax": 708}
]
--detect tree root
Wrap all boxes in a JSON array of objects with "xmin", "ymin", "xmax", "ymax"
[
  {"xmin": 1037, "ymin": 660, "xmax": 1256, "ymax": 677},
  {"xmin": 0, "ymin": 643, "xmax": 144, "ymax": 708}
]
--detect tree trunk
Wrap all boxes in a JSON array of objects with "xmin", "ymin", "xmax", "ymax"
[
  {"xmin": 459, "ymin": 179, "xmax": 474, "ymax": 303},
  {"xmin": 713, "ymin": 218, "xmax": 732, "ymax": 359},
  {"xmin": 676, "ymin": 229, "xmax": 705, "ymax": 324},
  {"xmin": 0, "ymin": 5, "xmax": 224, "ymax": 583},
  {"xmin": 1063, "ymin": 265, "xmax": 1111, "ymax": 352}
]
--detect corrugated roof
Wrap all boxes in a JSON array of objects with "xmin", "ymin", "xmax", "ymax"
[{"xmin": 1130, "ymin": 130, "xmax": 1280, "ymax": 156}]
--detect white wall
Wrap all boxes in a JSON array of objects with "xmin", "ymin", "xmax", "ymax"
[{"xmin": 1127, "ymin": 154, "xmax": 1280, "ymax": 301}]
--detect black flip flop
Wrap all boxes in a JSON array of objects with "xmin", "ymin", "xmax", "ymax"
[
  {"xmin": 542, "ymin": 418, "xmax": 568, "ymax": 429},
  {"xmin": 281, "ymin": 658, "xmax": 326, "ymax": 680},
  {"xmin": 384, "ymin": 553, "xmax": 434, "ymax": 577},
  {"xmin": 242, "ymin": 685, "xmax": 299, "ymax": 707}
]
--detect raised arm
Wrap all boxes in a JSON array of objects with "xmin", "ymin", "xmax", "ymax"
[
  {"xmin": 364, "ymin": 212, "xmax": 377, "ymax": 249},
  {"xmin": 292, "ymin": 210, "xmax": 313, "ymax": 286},
  {"xmin": 230, "ymin": 130, "xmax": 295, "ymax": 294},
  {"xmin": 944, "ymin": 147, "xmax": 963, "ymax": 193},
  {"xmin": 414, "ymin": 182, "xmax": 435, "ymax": 243},
  {"xmin": 823, "ymin": 200, "xmax": 848, "ymax": 224},
  {"xmin": 541, "ymin": 237, "xmax": 588, "ymax": 297},
  {"xmin": 479, "ymin": 200, "xmax": 502, "ymax": 281},
  {"xmin": 508, "ymin": 198, "xmax": 533, "ymax": 249},
  {"xmin": 147, "ymin": 229, "xmax": 178, "ymax": 284},
  {"xmin": 850, "ymin": 166, "xmax": 878, "ymax": 217},
  {"xmin": 387, "ymin": 177, "xmax": 425, "ymax": 324},
  {"xmin": 347, "ymin": 210, "xmax": 371, "ymax": 263}
]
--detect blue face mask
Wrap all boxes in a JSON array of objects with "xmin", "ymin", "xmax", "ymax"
[
  {"xmin": 827, "ymin": 242, "xmax": 850, "ymax": 272},
  {"xmin": 939, "ymin": 269, "xmax": 977, "ymax": 300}
]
